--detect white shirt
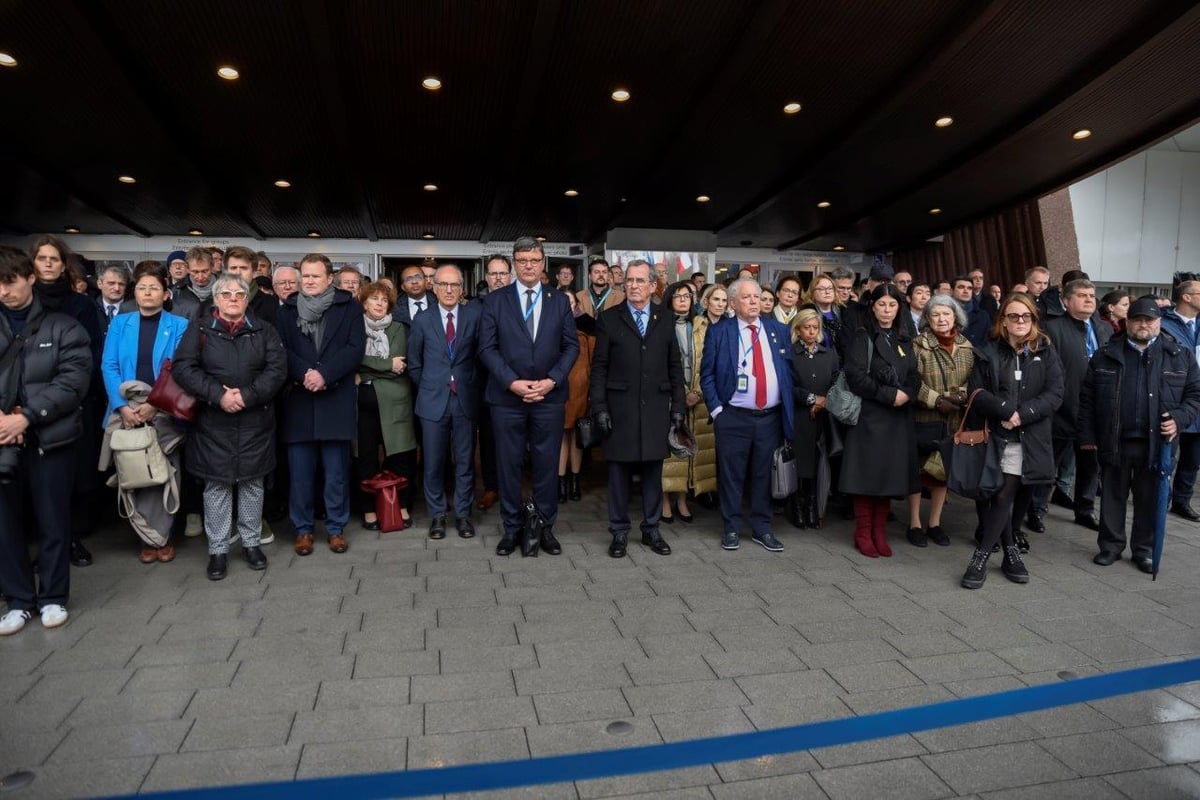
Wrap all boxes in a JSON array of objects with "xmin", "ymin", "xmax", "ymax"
[
  {"xmin": 727, "ymin": 317, "xmax": 781, "ymax": 412},
  {"xmin": 515, "ymin": 280, "xmax": 544, "ymax": 339},
  {"xmin": 103, "ymin": 301, "xmax": 121, "ymax": 319},
  {"xmin": 407, "ymin": 295, "xmax": 428, "ymax": 320}
]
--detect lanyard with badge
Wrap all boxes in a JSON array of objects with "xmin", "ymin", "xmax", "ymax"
[
  {"xmin": 736, "ymin": 325, "xmax": 760, "ymax": 394},
  {"xmin": 522, "ymin": 284, "xmax": 543, "ymax": 323}
]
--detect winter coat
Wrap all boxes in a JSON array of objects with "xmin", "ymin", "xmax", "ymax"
[
  {"xmin": 1078, "ymin": 333, "xmax": 1200, "ymax": 469},
  {"xmin": 791, "ymin": 340, "xmax": 838, "ymax": 480},
  {"xmin": 357, "ymin": 320, "xmax": 416, "ymax": 455},
  {"xmin": 172, "ymin": 313, "xmax": 287, "ymax": 482},
  {"xmin": 967, "ymin": 336, "xmax": 1064, "ymax": 484},
  {"xmin": 169, "ymin": 284, "xmax": 214, "ymax": 326},
  {"xmin": 1043, "ymin": 314, "xmax": 1111, "ymax": 441},
  {"xmin": 564, "ymin": 330, "xmax": 594, "ymax": 429},
  {"xmin": 100, "ymin": 310, "xmax": 190, "ymax": 423},
  {"xmin": 0, "ymin": 299, "xmax": 93, "ymax": 452},
  {"xmin": 1159, "ymin": 309, "xmax": 1200, "ymax": 434},
  {"xmin": 913, "ymin": 330, "xmax": 974, "ymax": 430},
  {"xmin": 682, "ymin": 317, "xmax": 717, "ymax": 495},
  {"xmin": 838, "ymin": 325, "xmax": 921, "ymax": 498},
  {"xmin": 276, "ymin": 290, "xmax": 366, "ymax": 443}
]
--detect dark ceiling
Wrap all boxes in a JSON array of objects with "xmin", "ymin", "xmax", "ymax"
[{"xmin": 2, "ymin": 0, "xmax": 1199, "ymax": 253}]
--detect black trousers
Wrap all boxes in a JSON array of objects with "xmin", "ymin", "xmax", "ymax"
[
  {"xmin": 477, "ymin": 402, "xmax": 499, "ymax": 492},
  {"xmin": 355, "ymin": 383, "xmax": 416, "ymax": 513},
  {"xmin": 1098, "ymin": 438, "xmax": 1157, "ymax": 558},
  {"xmin": 492, "ymin": 402, "xmax": 565, "ymax": 534},
  {"xmin": 714, "ymin": 405, "xmax": 782, "ymax": 537},
  {"xmin": 607, "ymin": 460, "xmax": 663, "ymax": 535},
  {"xmin": 0, "ymin": 440, "xmax": 74, "ymax": 612}
]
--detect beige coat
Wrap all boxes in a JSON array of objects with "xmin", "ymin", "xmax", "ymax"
[
  {"xmin": 575, "ymin": 286, "xmax": 625, "ymax": 318},
  {"xmin": 663, "ymin": 317, "xmax": 717, "ymax": 494}
]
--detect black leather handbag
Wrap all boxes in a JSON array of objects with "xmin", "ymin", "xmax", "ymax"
[{"xmin": 575, "ymin": 416, "xmax": 602, "ymax": 449}]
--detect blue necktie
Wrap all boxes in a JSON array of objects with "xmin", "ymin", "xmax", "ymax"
[
  {"xmin": 634, "ymin": 308, "xmax": 645, "ymax": 338},
  {"xmin": 1085, "ymin": 320, "xmax": 1097, "ymax": 358}
]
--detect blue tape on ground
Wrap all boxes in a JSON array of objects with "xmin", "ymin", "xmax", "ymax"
[{"xmin": 112, "ymin": 657, "xmax": 1200, "ymax": 800}]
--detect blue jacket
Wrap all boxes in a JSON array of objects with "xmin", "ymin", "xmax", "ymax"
[
  {"xmin": 478, "ymin": 283, "xmax": 580, "ymax": 407},
  {"xmin": 408, "ymin": 301, "xmax": 482, "ymax": 421},
  {"xmin": 100, "ymin": 310, "xmax": 190, "ymax": 422},
  {"xmin": 699, "ymin": 315, "xmax": 796, "ymax": 440},
  {"xmin": 1160, "ymin": 308, "xmax": 1200, "ymax": 433}
]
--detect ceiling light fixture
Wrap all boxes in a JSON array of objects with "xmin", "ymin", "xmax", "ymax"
[
  {"xmin": 118, "ymin": 175, "xmax": 136, "ymax": 184},
  {"xmin": 928, "ymin": 207, "xmax": 942, "ymax": 215},
  {"xmin": 64, "ymin": 227, "xmax": 80, "ymax": 234},
  {"xmin": 564, "ymin": 189, "xmax": 579, "ymax": 197},
  {"xmin": 696, "ymin": 195, "xmax": 711, "ymax": 203},
  {"xmin": 217, "ymin": 65, "xmax": 240, "ymax": 80},
  {"xmin": 188, "ymin": 229, "xmax": 203, "ymax": 236},
  {"xmin": 817, "ymin": 200, "xmax": 831, "ymax": 208},
  {"xmin": 422, "ymin": 232, "xmax": 435, "ymax": 240},
  {"xmin": 422, "ymin": 77, "xmax": 442, "ymax": 91},
  {"xmin": 832, "ymin": 245, "xmax": 845, "ymax": 251},
  {"xmin": 611, "ymin": 88, "xmax": 630, "ymax": 102},
  {"xmin": 0, "ymin": 52, "xmax": 16, "ymax": 68},
  {"xmin": 307, "ymin": 230, "xmax": 321, "ymax": 238},
  {"xmin": 274, "ymin": 179, "xmax": 291, "ymax": 188},
  {"xmin": 535, "ymin": 236, "xmax": 547, "ymax": 242},
  {"xmin": 1072, "ymin": 128, "xmax": 1092, "ymax": 140},
  {"xmin": 783, "ymin": 102, "xmax": 802, "ymax": 115},
  {"xmin": 935, "ymin": 116, "xmax": 954, "ymax": 128},
  {"xmin": 423, "ymin": 183, "xmax": 438, "ymax": 192}
]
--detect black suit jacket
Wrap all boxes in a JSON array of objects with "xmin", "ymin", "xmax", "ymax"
[
  {"xmin": 478, "ymin": 282, "xmax": 579, "ymax": 407},
  {"xmin": 394, "ymin": 291, "xmax": 436, "ymax": 326}
]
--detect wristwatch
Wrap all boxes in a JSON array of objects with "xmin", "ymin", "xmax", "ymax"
[{"xmin": 806, "ymin": 393, "xmax": 816, "ymax": 406}]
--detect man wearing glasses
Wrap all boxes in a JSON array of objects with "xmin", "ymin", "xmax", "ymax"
[
  {"xmin": 479, "ymin": 236, "xmax": 580, "ymax": 556},
  {"xmin": 272, "ymin": 266, "xmax": 299, "ymax": 303},
  {"xmin": 396, "ymin": 265, "xmax": 435, "ymax": 326},
  {"xmin": 408, "ymin": 265, "xmax": 482, "ymax": 540}
]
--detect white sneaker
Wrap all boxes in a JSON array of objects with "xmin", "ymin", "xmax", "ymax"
[
  {"xmin": 0, "ymin": 609, "xmax": 32, "ymax": 636},
  {"xmin": 259, "ymin": 519, "xmax": 274, "ymax": 545},
  {"xmin": 40, "ymin": 605, "xmax": 69, "ymax": 629},
  {"xmin": 184, "ymin": 514, "xmax": 203, "ymax": 537}
]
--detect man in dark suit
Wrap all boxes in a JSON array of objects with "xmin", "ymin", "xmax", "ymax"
[
  {"xmin": 589, "ymin": 260, "xmax": 685, "ymax": 558},
  {"xmin": 170, "ymin": 247, "xmax": 217, "ymax": 324},
  {"xmin": 95, "ymin": 265, "xmax": 134, "ymax": 335},
  {"xmin": 478, "ymin": 236, "xmax": 580, "ymax": 557},
  {"xmin": 475, "ymin": 255, "xmax": 512, "ymax": 512},
  {"xmin": 408, "ymin": 264, "xmax": 481, "ymax": 540},
  {"xmin": 700, "ymin": 277, "xmax": 796, "ymax": 552},
  {"xmin": 395, "ymin": 265, "xmax": 435, "ymax": 326}
]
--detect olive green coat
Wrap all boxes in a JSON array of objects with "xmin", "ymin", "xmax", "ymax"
[{"xmin": 358, "ymin": 321, "xmax": 417, "ymax": 455}]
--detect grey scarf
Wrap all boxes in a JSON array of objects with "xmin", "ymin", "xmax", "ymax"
[
  {"xmin": 297, "ymin": 285, "xmax": 336, "ymax": 349},
  {"xmin": 364, "ymin": 313, "xmax": 392, "ymax": 358},
  {"xmin": 189, "ymin": 281, "xmax": 213, "ymax": 301}
]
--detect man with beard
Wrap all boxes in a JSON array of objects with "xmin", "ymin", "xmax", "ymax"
[
  {"xmin": 576, "ymin": 256, "xmax": 624, "ymax": 318},
  {"xmin": 172, "ymin": 247, "xmax": 217, "ymax": 324}
]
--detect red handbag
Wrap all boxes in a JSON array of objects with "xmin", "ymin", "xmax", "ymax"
[
  {"xmin": 360, "ymin": 471, "xmax": 409, "ymax": 533},
  {"xmin": 147, "ymin": 359, "xmax": 197, "ymax": 422}
]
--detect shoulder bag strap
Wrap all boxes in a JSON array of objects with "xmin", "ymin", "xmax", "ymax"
[{"xmin": 956, "ymin": 388, "xmax": 987, "ymax": 437}]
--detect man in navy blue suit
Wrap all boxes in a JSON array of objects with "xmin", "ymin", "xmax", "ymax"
[
  {"xmin": 408, "ymin": 264, "xmax": 481, "ymax": 540},
  {"xmin": 700, "ymin": 278, "xmax": 796, "ymax": 552},
  {"xmin": 478, "ymin": 237, "xmax": 580, "ymax": 556}
]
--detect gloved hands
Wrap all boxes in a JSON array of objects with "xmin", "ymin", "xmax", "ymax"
[
  {"xmin": 670, "ymin": 411, "xmax": 685, "ymax": 429},
  {"xmin": 594, "ymin": 411, "xmax": 613, "ymax": 438}
]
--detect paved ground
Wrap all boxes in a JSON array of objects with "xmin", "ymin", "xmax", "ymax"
[{"xmin": 4, "ymin": 471, "xmax": 1200, "ymax": 800}]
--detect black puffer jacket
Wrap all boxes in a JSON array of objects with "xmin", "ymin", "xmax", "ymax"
[
  {"xmin": 172, "ymin": 312, "xmax": 287, "ymax": 482},
  {"xmin": 0, "ymin": 299, "xmax": 93, "ymax": 451},
  {"xmin": 967, "ymin": 336, "xmax": 1064, "ymax": 484},
  {"xmin": 1043, "ymin": 314, "xmax": 1111, "ymax": 441}
]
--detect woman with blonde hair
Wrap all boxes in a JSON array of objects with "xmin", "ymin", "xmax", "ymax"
[{"xmin": 803, "ymin": 272, "xmax": 843, "ymax": 352}]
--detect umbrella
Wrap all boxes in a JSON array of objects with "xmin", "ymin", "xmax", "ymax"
[{"xmin": 1152, "ymin": 436, "xmax": 1175, "ymax": 580}]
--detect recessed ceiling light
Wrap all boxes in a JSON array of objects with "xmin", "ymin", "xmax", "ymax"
[
  {"xmin": 422, "ymin": 232, "xmax": 435, "ymax": 240},
  {"xmin": 783, "ymin": 102, "xmax": 802, "ymax": 115},
  {"xmin": 832, "ymin": 245, "xmax": 845, "ymax": 251},
  {"xmin": 64, "ymin": 227, "xmax": 80, "ymax": 234},
  {"xmin": 929, "ymin": 207, "xmax": 942, "ymax": 215},
  {"xmin": 422, "ymin": 77, "xmax": 442, "ymax": 91},
  {"xmin": 535, "ymin": 236, "xmax": 547, "ymax": 242},
  {"xmin": 0, "ymin": 52, "xmax": 16, "ymax": 68},
  {"xmin": 817, "ymin": 200, "xmax": 831, "ymax": 208},
  {"xmin": 423, "ymin": 183, "xmax": 438, "ymax": 192},
  {"xmin": 307, "ymin": 230, "xmax": 321, "ymax": 238},
  {"xmin": 118, "ymin": 175, "xmax": 136, "ymax": 184},
  {"xmin": 274, "ymin": 179, "xmax": 291, "ymax": 188},
  {"xmin": 1072, "ymin": 128, "xmax": 1092, "ymax": 140},
  {"xmin": 935, "ymin": 116, "xmax": 954, "ymax": 128},
  {"xmin": 564, "ymin": 189, "xmax": 579, "ymax": 197},
  {"xmin": 188, "ymin": 229, "xmax": 203, "ymax": 236},
  {"xmin": 611, "ymin": 88, "xmax": 630, "ymax": 102},
  {"xmin": 217, "ymin": 66, "xmax": 239, "ymax": 81},
  {"xmin": 696, "ymin": 195, "xmax": 711, "ymax": 203}
]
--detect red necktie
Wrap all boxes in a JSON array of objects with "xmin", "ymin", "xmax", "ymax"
[
  {"xmin": 750, "ymin": 324, "xmax": 767, "ymax": 409},
  {"xmin": 446, "ymin": 311, "xmax": 457, "ymax": 394}
]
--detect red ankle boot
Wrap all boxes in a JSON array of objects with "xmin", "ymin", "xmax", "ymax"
[
  {"xmin": 872, "ymin": 500, "xmax": 892, "ymax": 557},
  {"xmin": 853, "ymin": 496, "xmax": 878, "ymax": 557}
]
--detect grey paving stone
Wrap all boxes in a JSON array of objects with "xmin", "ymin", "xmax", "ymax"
[
  {"xmin": 153, "ymin": 599, "xmax": 246, "ymax": 622},
  {"xmin": 590, "ymin": 789, "xmax": 713, "ymax": 800},
  {"xmin": 38, "ymin": 643, "xmax": 138, "ymax": 673},
  {"xmin": 536, "ymin": 638, "xmax": 646, "ymax": 668},
  {"xmin": 583, "ymin": 580, "xmax": 659, "ymax": 601},
  {"xmin": 441, "ymin": 644, "xmax": 538, "ymax": 673},
  {"xmin": 521, "ymin": 599, "xmax": 618, "ymax": 623},
  {"xmin": 291, "ymin": 704, "xmax": 424, "ymax": 744},
  {"xmin": 942, "ymin": 674, "xmax": 1027, "ymax": 698},
  {"xmin": 67, "ymin": 689, "xmax": 194, "ymax": 727},
  {"xmin": 576, "ymin": 765, "xmax": 720, "ymax": 799},
  {"xmin": 516, "ymin": 617, "xmax": 622, "ymax": 644},
  {"xmin": 515, "ymin": 663, "xmax": 631, "ymax": 696},
  {"xmin": 316, "ymin": 676, "xmax": 411, "ymax": 709},
  {"xmin": 18, "ymin": 667, "xmax": 134, "ymax": 704},
  {"xmin": 426, "ymin": 624, "xmax": 518, "ymax": 650},
  {"xmin": 650, "ymin": 706, "xmax": 754, "ymax": 742},
  {"xmin": 438, "ymin": 605, "xmax": 526, "ymax": 628},
  {"xmin": 792, "ymin": 638, "xmax": 904, "ymax": 669},
  {"xmin": 1103, "ymin": 764, "xmax": 1200, "ymax": 800},
  {"xmin": 353, "ymin": 649, "xmax": 441, "ymax": 679},
  {"xmin": 741, "ymin": 694, "xmax": 854, "ymax": 730},
  {"xmin": 913, "ymin": 716, "xmax": 1043, "ymax": 754},
  {"xmin": 883, "ymin": 631, "xmax": 975, "ymax": 659},
  {"xmin": 429, "ymin": 574, "xmax": 506, "ymax": 592},
  {"xmin": 613, "ymin": 612, "xmax": 695, "ymax": 637},
  {"xmin": 614, "ymin": 596, "xmax": 691, "ymax": 616},
  {"xmin": 712, "ymin": 751, "xmax": 822, "ymax": 783},
  {"xmin": 827, "ymin": 660, "xmax": 924, "ymax": 693},
  {"xmin": 123, "ymin": 663, "xmax": 238, "ymax": 694},
  {"xmin": 158, "ymin": 618, "xmax": 259, "ymax": 643},
  {"xmin": 74, "ymin": 620, "xmax": 171, "ymax": 646},
  {"xmin": 1036, "ymin": 728, "xmax": 1162, "ymax": 775},
  {"xmin": 232, "ymin": 654, "xmax": 356, "ymax": 686},
  {"xmin": 407, "ymin": 728, "xmax": 529, "ymax": 767},
  {"xmin": 637, "ymin": 632, "xmax": 723, "ymax": 658},
  {"xmin": 711, "ymin": 626, "xmax": 806, "ymax": 653},
  {"xmin": 951, "ymin": 621, "xmax": 1049, "ymax": 650},
  {"xmin": 50, "ymin": 719, "xmax": 193, "ymax": 762},
  {"xmin": 495, "ymin": 586, "xmax": 589, "ymax": 606},
  {"xmin": 240, "ymin": 596, "xmax": 343, "ymax": 618},
  {"xmin": 182, "ymin": 711, "xmax": 295, "ymax": 751},
  {"xmin": 994, "ymin": 643, "xmax": 1093, "ymax": 673},
  {"xmin": 1119, "ymin": 718, "xmax": 1200, "ymax": 764},
  {"xmin": 1088, "ymin": 690, "xmax": 1200, "ymax": 727},
  {"xmin": 812, "ymin": 756, "xmax": 953, "ymax": 800},
  {"xmin": 254, "ymin": 611, "xmax": 364, "ymax": 637},
  {"xmin": 411, "ymin": 671, "xmax": 516, "ymax": 703},
  {"xmin": 1015, "ymin": 704, "xmax": 1121, "ymax": 738},
  {"xmin": 902, "ymin": 651, "xmax": 1018, "ymax": 684},
  {"xmin": 811, "ymin": 734, "xmax": 930, "ymax": 769},
  {"xmin": 792, "ymin": 617, "xmax": 898, "ymax": 644},
  {"xmin": 141, "ymin": 744, "xmax": 302, "ymax": 792},
  {"xmin": 339, "ymin": 592, "xmax": 421, "ymax": 613},
  {"xmin": 0, "ymin": 672, "xmax": 39, "ymax": 705},
  {"xmin": 128, "ymin": 638, "xmax": 238, "ymax": 668},
  {"xmin": 703, "ymin": 648, "xmax": 804, "ymax": 679},
  {"xmin": 840, "ymin": 684, "xmax": 956, "ymax": 715},
  {"xmin": 735, "ymin": 670, "xmax": 843, "ymax": 705},
  {"xmin": 0, "ymin": 730, "xmax": 68, "ymax": 772},
  {"xmin": 17, "ymin": 755, "xmax": 154, "ymax": 800},
  {"xmin": 623, "ymin": 679, "xmax": 748, "ymax": 716},
  {"xmin": 188, "ymin": 683, "xmax": 319, "ymax": 717},
  {"xmin": 684, "ymin": 607, "xmax": 777, "ymax": 632},
  {"xmin": 3, "ymin": 696, "xmax": 81, "ymax": 733},
  {"xmin": 679, "ymin": 591, "xmax": 767, "ymax": 613},
  {"xmin": 978, "ymin": 776, "xmax": 1127, "ymax": 800},
  {"xmin": 921, "ymin": 741, "xmax": 1079, "ymax": 794},
  {"xmin": 232, "ymin": 632, "xmax": 347, "ymax": 661},
  {"xmin": 531, "ymin": 689, "xmax": 632, "ymax": 725},
  {"xmin": 525, "ymin": 717, "xmax": 661, "ymax": 757},
  {"xmin": 425, "ymin": 695, "xmax": 538, "ymax": 734},
  {"xmin": 296, "ymin": 736, "xmax": 408, "ymax": 778}
]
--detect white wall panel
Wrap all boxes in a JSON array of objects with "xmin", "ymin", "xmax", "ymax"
[
  {"xmin": 1098, "ymin": 154, "xmax": 1146, "ymax": 283},
  {"xmin": 1140, "ymin": 151, "xmax": 1185, "ymax": 283},
  {"xmin": 1070, "ymin": 172, "xmax": 1108, "ymax": 277},
  {"xmin": 1181, "ymin": 154, "xmax": 1200, "ymax": 273}
]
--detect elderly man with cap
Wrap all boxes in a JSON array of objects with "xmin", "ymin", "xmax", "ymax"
[
  {"xmin": 1079, "ymin": 297, "xmax": 1200, "ymax": 572},
  {"xmin": 166, "ymin": 250, "xmax": 189, "ymax": 292}
]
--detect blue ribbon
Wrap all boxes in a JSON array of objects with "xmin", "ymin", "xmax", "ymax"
[{"xmin": 109, "ymin": 657, "xmax": 1200, "ymax": 800}]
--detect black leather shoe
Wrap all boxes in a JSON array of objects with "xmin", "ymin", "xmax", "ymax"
[
  {"xmin": 608, "ymin": 531, "xmax": 628, "ymax": 558},
  {"xmin": 642, "ymin": 530, "xmax": 671, "ymax": 555},
  {"xmin": 1024, "ymin": 516, "xmax": 1045, "ymax": 533},
  {"xmin": 1074, "ymin": 514, "xmax": 1100, "ymax": 531},
  {"xmin": 676, "ymin": 503, "xmax": 693, "ymax": 523},
  {"xmin": 906, "ymin": 527, "xmax": 927, "ymax": 547},
  {"xmin": 927, "ymin": 526, "xmax": 950, "ymax": 546},
  {"xmin": 1172, "ymin": 502, "xmax": 1200, "ymax": 522},
  {"xmin": 70, "ymin": 539, "xmax": 93, "ymax": 568},
  {"xmin": 362, "ymin": 516, "xmax": 380, "ymax": 531},
  {"xmin": 243, "ymin": 546, "xmax": 268, "ymax": 571},
  {"xmin": 496, "ymin": 530, "xmax": 517, "ymax": 556},
  {"xmin": 1093, "ymin": 551, "xmax": 1120, "ymax": 566},
  {"xmin": 558, "ymin": 476, "xmax": 569, "ymax": 504},
  {"xmin": 1134, "ymin": 556, "xmax": 1154, "ymax": 574},
  {"xmin": 429, "ymin": 515, "xmax": 447, "ymax": 540},
  {"xmin": 568, "ymin": 472, "xmax": 581, "ymax": 502},
  {"xmin": 1051, "ymin": 489, "xmax": 1075, "ymax": 510},
  {"xmin": 206, "ymin": 553, "xmax": 228, "ymax": 581},
  {"xmin": 540, "ymin": 527, "xmax": 562, "ymax": 555},
  {"xmin": 721, "ymin": 530, "xmax": 740, "ymax": 550},
  {"xmin": 456, "ymin": 518, "xmax": 476, "ymax": 539}
]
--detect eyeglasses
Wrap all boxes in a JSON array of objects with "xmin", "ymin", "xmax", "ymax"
[
  {"xmin": 813, "ymin": 285, "xmax": 835, "ymax": 292},
  {"xmin": 1005, "ymin": 313, "xmax": 1033, "ymax": 323},
  {"xmin": 402, "ymin": 276, "xmax": 426, "ymax": 284},
  {"xmin": 486, "ymin": 271, "xmax": 509, "ymax": 278},
  {"xmin": 274, "ymin": 279, "xmax": 297, "ymax": 287},
  {"xmin": 436, "ymin": 281, "xmax": 463, "ymax": 289},
  {"xmin": 218, "ymin": 290, "xmax": 247, "ymax": 300},
  {"xmin": 134, "ymin": 284, "xmax": 162, "ymax": 292},
  {"xmin": 514, "ymin": 258, "xmax": 544, "ymax": 267},
  {"xmin": 625, "ymin": 278, "xmax": 652, "ymax": 286}
]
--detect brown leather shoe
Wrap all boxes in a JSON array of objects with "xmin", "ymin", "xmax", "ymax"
[
  {"xmin": 157, "ymin": 544, "xmax": 176, "ymax": 563},
  {"xmin": 328, "ymin": 534, "xmax": 348, "ymax": 553},
  {"xmin": 477, "ymin": 490, "xmax": 499, "ymax": 511},
  {"xmin": 294, "ymin": 533, "xmax": 314, "ymax": 556},
  {"xmin": 139, "ymin": 546, "xmax": 158, "ymax": 564}
]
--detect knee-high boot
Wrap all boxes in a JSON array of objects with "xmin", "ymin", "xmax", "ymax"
[
  {"xmin": 853, "ymin": 496, "xmax": 878, "ymax": 557},
  {"xmin": 872, "ymin": 499, "xmax": 892, "ymax": 557}
]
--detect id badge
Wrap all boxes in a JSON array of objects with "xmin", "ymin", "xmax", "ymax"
[
  {"xmin": 1014, "ymin": 369, "xmax": 1023, "ymax": 381},
  {"xmin": 736, "ymin": 374, "xmax": 749, "ymax": 394}
]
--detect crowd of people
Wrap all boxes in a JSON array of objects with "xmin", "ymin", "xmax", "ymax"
[{"xmin": 2, "ymin": 234, "xmax": 1198, "ymax": 638}]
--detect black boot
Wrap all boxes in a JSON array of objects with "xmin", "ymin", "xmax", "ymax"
[
  {"xmin": 568, "ymin": 471, "xmax": 581, "ymax": 501},
  {"xmin": 558, "ymin": 475, "xmax": 569, "ymax": 503},
  {"xmin": 961, "ymin": 548, "xmax": 991, "ymax": 589},
  {"xmin": 1001, "ymin": 545, "xmax": 1030, "ymax": 583},
  {"xmin": 805, "ymin": 487, "xmax": 821, "ymax": 528},
  {"xmin": 787, "ymin": 495, "xmax": 804, "ymax": 529}
]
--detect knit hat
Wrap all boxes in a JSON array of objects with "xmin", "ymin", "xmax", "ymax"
[{"xmin": 166, "ymin": 250, "xmax": 187, "ymax": 267}]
